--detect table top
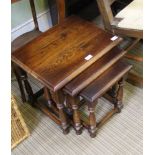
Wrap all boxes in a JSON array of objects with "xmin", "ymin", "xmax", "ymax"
[{"xmin": 12, "ymin": 16, "xmax": 122, "ymax": 92}]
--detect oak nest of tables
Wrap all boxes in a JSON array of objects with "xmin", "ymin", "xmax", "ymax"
[{"xmin": 12, "ymin": 15, "xmax": 123, "ymax": 134}]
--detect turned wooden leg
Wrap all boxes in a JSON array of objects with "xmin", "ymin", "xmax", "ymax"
[
  {"xmin": 115, "ymin": 78, "xmax": 124, "ymax": 113},
  {"xmin": 54, "ymin": 90, "xmax": 69, "ymax": 134},
  {"xmin": 88, "ymin": 102, "xmax": 97, "ymax": 138},
  {"xmin": 65, "ymin": 94, "xmax": 73, "ymax": 115},
  {"xmin": 44, "ymin": 87, "xmax": 53, "ymax": 108},
  {"xmin": 12, "ymin": 63, "xmax": 26, "ymax": 102},
  {"xmin": 68, "ymin": 96, "xmax": 82, "ymax": 135},
  {"xmin": 21, "ymin": 70, "xmax": 36, "ymax": 107},
  {"xmin": 111, "ymin": 83, "xmax": 119, "ymax": 98}
]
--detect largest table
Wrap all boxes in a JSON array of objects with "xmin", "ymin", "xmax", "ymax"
[{"xmin": 12, "ymin": 16, "xmax": 122, "ymax": 133}]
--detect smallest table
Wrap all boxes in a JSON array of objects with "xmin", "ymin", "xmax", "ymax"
[{"xmin": 12, "ymin": 15, "xmax": 123, "ymax": 134}]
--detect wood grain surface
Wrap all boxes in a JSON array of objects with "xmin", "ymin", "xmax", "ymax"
[
  {"xmin": 12, "ymin": 16, "xmax": 122, "ymax": 92},
  {"xmin": 80, "ymin": 60, "xmax": 132, "ymax": 102},
  {"xmin": 64, "ymin": 47, "xmax": 127, "ymax": 96}
]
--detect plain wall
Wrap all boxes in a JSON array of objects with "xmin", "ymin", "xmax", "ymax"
[{"xmin": 11, "ymin": 0, "xmax": 48, "ymax": 29}]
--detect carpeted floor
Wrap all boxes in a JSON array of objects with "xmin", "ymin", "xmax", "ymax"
[{"xmin": 11, "ymin": 74, "xmax": 143, "ymax": 155}]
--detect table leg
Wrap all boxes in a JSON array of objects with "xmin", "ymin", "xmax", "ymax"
[
  {"xmin": 115, "ymin": 78, "xmax": 124, "ymax": 113},
  {"xmin": 54, "ymin": 90, "xmax": 70, "ymax": 134},
  {"xmin": 111, "ymin": 82, "xmax": 119, "ymax": 98},
  {"xmin": 21, "ymin": 70, "xmax": 36, "ymax": 107},
  {"xmin": 88, "ymin": 102, "xmax": 97, "ymax": 138},
  {"xmin": 44, "ymin": 87, "xmax": 53, "ymax": 108},
  {"xmin": 68, "ymin": 95, "xmax": 82, "ymax": 135},
  {"xmin": 12, "ymin": 63, "xmax": 26, "ymax": 102}
]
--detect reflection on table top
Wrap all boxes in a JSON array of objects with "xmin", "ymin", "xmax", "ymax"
[{"xmin": 12, "ymin": 16, "xmax": 122, "ymax": 92}]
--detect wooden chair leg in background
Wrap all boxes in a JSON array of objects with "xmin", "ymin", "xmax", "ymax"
[
  {"xmin": 22, "ymin": 71, "xmax": 37, "ymax": 107},
  {"xmin": 12, "ymin": 63, "xmax": 26, "ymax": 102}
]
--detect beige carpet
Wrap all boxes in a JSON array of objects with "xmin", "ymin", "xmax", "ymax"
[{"xmin": 11, "ymin": 74, "xmax": 143, "ymax": 155}]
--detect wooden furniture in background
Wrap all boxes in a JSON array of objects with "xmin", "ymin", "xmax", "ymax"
[
  {"xmin": 12, "ymin": 0, "xmax": 41, "ymax": 52},
  {"xmin": 48, "ymin": 0, "xmax": 99, "ymax": 25},
  {"xmin": 11, "ymin": 0, "xmax": 42, "ymax": 102},
  {"xmin": 96, "ymin": 0, "xmax": 143, "ymax": 87}
]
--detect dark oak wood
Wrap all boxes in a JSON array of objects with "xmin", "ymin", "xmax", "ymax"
[
  {"xmin": 11, "ymin": 0, "xmax": 41, "ymax": 103},
  {"xmin": 67, "ymin": 96, "xmax": 82, "ymax": 135},
  {"xmin": 114, "ymin": 78, "xmax": 124, "ymax": 112},
  {"xmin": 29, "ymin": 0, "xmax": 39, "ymax": 30},
  {"xmin": 56, "ymin": 0, "xmax": 65, "ymax": 23},
  {"xmin": 44, "ymin": 87, "xmax": 53, "ymax": 108},
  {"xmin": 12, "ymin": 30, "xmax": 42, "ymax": 52},
  {"xmin": 64, "ymin": 47, "xmax": 126, "ymax": 96},
  {"xmin": 79, "ymin": 60, "xmax": 131, "ymax": 137},
  {"xmin": 80, "ymin": 60, "xmax": 132, "ymax": 102},
  {"xmin": 54, "ymin": 90, "xmax": 70, "ymax": 134},
  {"xmin": 12, "ymin": 63, "xmax": 26, "ymax": 102},
  {"xmin": 12, "ymin": 16, "xmax": 123, "ymax": 92},
  {"xmin": 88, "ymin": 102, "xmax": 97, "ymax": 138}
]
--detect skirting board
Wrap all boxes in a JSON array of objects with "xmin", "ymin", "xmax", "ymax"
[{"xmin": 11, "ymin": 10, "xmax": 52, "ymax": 41}]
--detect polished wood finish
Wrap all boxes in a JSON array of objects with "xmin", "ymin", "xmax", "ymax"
[
  {"xmin": 79, "ymin": 60, "xmax": 132, "ymax": 137},
  {"xmin": 44, "ymin": 87, "xmax": 53, "ymax": 108},
  {"xmin": 54, "ymin": 90, "xmax": 70, "ymax": 134},
  {"xmin": 114, "ymin": 78, "xmax": 124, "ymax": 112},
  {"xmin": 12, "ymin": 0, "xmax": 126, "ymax": 135},
  {"xmin": 11, "ymin": 0, "xmax": 41, "ymax": 103},
  {"xmin": 12, "ymin": 16, "xmax": 123, "ymax": 92},
  {"xmin": 67, "ymin": 96, "xmax": 82, "ymax": 135},
  {"xmin": 12, "ymin": 30, "xmax": 42, "ymax": 52},
  {"xmin": 56, "ymin": 0, "xmax": 65, "ymax": 23},
  {"xmin": 29, "ymin": 0, "xmax": 39, "ymax": 30},
  {"xmin": 64, "ymin": 47, "xmax": 126, "ymax": 96},
  {"xmin": 96, "ymin": 0, "xmax": 114, "ymax": 31},
  {"xmin": 88, "ymin": 102, "xmax": 97, "ymax": 138},
  {"xmin": 80, "ymin": 60, "xmax": 132, "ymax": 102}
]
